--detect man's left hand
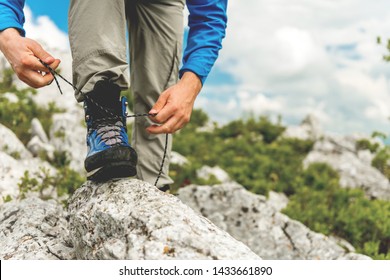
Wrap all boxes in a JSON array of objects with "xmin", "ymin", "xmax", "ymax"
[{"xmin": 147, "ymin": 72, "xmax": 202, "ymax": 134}]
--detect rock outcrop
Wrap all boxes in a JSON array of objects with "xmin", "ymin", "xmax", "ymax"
[
  {"xmin": 282, "ymin": 114, "xmax": 323, "ymax": 141},
  {"xmin": 0, "ymin": 123, "xmax": 32, "ymax": 160},
  {"xmin": 49, "ymin": 108, "xmax": 87, "ymax": 172},
  {"xmin": 0, "ymin": 151, "xmax": 57, "ymax": 204},
  {"xmin": 197, "ymin": 165, "xmax": 232, "ymax": 183},
  {"xmin": 68, "ymin": 179, "xmax": 260, "ymax": 260},
  {"xmin": 0, "ymin": 197, "xmax": 73, "ymax": 260},
  {"xmin": 304, "ymin": 135, "xmax": 390, "ymax": 200},
  {"xmin": 178, "ymin": 183, "xmax": 370, "ymax": 260}
]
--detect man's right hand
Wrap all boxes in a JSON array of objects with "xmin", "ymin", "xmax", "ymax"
[{"xmin": 0, "ymin": 28, "xmax": 60, "ymax": 88}]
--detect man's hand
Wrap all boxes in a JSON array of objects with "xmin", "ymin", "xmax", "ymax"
[
  {"xmin": 147, "ymin": 72, "xmax": 202, "ymax": 134},
  {"xmin": 0, "ymin": 28, "xmax": 60, "ymax": 88}
]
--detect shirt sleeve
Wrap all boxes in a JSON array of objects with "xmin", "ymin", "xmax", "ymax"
[
  {"xmin": 0, "ymin": 0, "xmax": 26, "ymax": 36},
  {"xmin": 180, "ymin": 0, "xmax": 228, "ymax": 85}
]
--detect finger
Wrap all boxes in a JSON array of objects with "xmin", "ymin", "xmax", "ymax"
[
  {"xmin": 48, "ymin": 59, "xmax": 61, "ymax": 70},
  {"xmin": 151, "ymin": 104, "xmax": 177, "ymax": 124},
  {"xmin": 29, "ymin": 41, "xmax": 55, "ymax": 65},
  {"xmin": 21, "ymin": 69, "xmax": 56, "ymax": 88},
  {"xmin": 147, "ymin": 124, "xmax": 174, "ymax": 135},
  {"xmin": 21, "ymin": 55, "xmax": 53, "ymax": 72},
  {"xmin": 147, "ymin": 117, "xmax": 182, "ymax": 134},
  {"xmin": 149, "ymin": 91, "xmax": 169, "ymax": 116}
]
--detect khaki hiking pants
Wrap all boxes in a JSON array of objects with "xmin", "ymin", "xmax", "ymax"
[{"xmin": 69, "ymin": 0, "xmax": 185, "ymax": 186}]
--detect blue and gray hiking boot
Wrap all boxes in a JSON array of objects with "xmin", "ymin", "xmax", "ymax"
[{"xmin": 84, "ymin": 80, "xmax": 137, "ymax": 181}]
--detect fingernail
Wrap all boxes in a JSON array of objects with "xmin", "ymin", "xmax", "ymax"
[{"xmin": 149, "ymin": 109, "xmax": 157, "ymax": 115}]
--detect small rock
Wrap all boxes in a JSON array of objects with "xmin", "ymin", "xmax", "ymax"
[
  {"xmin": 0, "ymin": 123, "xmax": 32, "ymax": 159},
  {"xmin": 27, "ymin": 136, "xmax": 55, "ymax": 160},
  {"xmin": 282, "ymin": 114, "xmax": 322, "ymax": 141},
  {"xmin": 30, "ymin": 118, "xmax": 49, "ymax": 144},
  {"xmin": 170, "ymin": 151, "xmax": 189, "ymax": 166},
  {"xmin": 197, "ymin": 165, "xmax": 231, "ymax": 183}
]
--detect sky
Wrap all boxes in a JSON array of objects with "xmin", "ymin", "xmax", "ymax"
[{"xmin": 24, "ymin": 0, "xmax": 390, "ymax": 138}]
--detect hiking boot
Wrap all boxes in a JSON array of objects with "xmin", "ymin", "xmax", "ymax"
[
  {"xmin": 84, "ymin": 80, "xmax": 137, "ymax": 181},
  {"xmin": 158, "ymin": 185, "xmax": 170, "ymax": 192}
]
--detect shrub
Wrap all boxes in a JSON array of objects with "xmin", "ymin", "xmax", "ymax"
[{"xmin": 283, "ymin": 163, "xmax": 390, "ymax": 259}]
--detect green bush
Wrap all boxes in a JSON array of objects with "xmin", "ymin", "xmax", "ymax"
[
  {"xmin": 283, "ymin": 163, "xmax": 390, "ymax": 259},
  {"xmin": 372, "ymin": 147, "xmax": 390, "ymax": 180},
  {"xmin": 356, "ymin": 139, "xmax": 380, "ymax": 153},
  {"xmin": 172, "ymin": 113, "xmax": 312, "ymax": 195}
]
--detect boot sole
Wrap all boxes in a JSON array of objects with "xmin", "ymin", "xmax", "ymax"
[
  {"xmin": 85, "ymin": 146, "xmax": 137, "ymax": 182},
  {"xmin": 87, "ymin": 161, "xmax": 136, "ymax": 182}
]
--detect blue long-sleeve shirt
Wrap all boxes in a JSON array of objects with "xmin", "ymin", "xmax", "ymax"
[
  {"xmin": 0, "ymin": 0, "xmax": 227, "ymax": 85},
  {"xmin": 0, "ymin": 0, "xmax": 25, "ymax": 35}
]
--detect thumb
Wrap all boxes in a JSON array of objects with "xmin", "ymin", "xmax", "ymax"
[
  {"xmin": 30, "ymin": 42, "xmax": 55, "ymax": 64},
  {"xmin": 149, "ymin": 91, "xmax": 169, "ymax": 115}
]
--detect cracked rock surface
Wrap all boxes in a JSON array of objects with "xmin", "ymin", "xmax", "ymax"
[
  {"xmin": 68, "ymin": 179, "xmax": 260, "ymax": 260},
  {"xmin": 0, "ymin": 197, "xmax": 73, "ymax": 260},
  {"xmin": 178, "ymin": 183, "xmax": 371, "ymax": 260}
]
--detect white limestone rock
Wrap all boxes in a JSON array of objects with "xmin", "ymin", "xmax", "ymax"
[
  {"xmin": 282, "ymin": 114, "xmax": 323, "ymax": 141},
  {"xmin": 27, "ymin": 135, "xmax": 55, "ymax": 160},
  {"xmin": 30, "ymin": 118, "xmax": 49, "ymax": 143},
  {"xmin": 68, "ymin": 179, "xmax": 260, "ymax": 260},
  {"xmin": 304, "ymin": 135, "xmax": 390, "ymax": 200},
  {"xmin": 49, "ymin": 108, "xmax": 87, "ymax": 172},
  {"xmin": 0, "ymin": 123, "xmax": 32, "ymax": 159},
  {"xmin": 197, "ymin": 165, "xmax": 231, "ymax": 183},
  {"xmin": 170, "ymin": 151, "xmax": 189, "ymax": 166},
  {"xmin": 178, "ymin": 183, "xmax": 370, "ymax": 260},
  {"xmin": 0, "ymin": 197, "xmax": 73, "ymax": 260},
  {"xmin": 0, "ymin": 151, "xmax": 57, "ymax": 205}
]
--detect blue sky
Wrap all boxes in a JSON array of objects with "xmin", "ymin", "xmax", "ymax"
[
  {"xmin": 25, "ymin": 0, "xmax": 390, "ymax": 138},
  {"xmin": 27, "ymin": 0, "xmax": 68, "ymax": 32}
]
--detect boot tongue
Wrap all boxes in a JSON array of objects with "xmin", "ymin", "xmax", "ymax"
[{"xmin": 87, "ymin": 80, "xmax": 122, "ymax": 119}]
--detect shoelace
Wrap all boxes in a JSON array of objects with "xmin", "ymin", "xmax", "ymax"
[
  {"xmin": 95, "ymin": 120, "xmax": 124, "ymax": 147},
  {"xmin": 39, "ymin": 59, "xmax": 168, "ymax": 187}
]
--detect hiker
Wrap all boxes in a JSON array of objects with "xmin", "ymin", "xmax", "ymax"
[{"xmin": 0, "ymin": 0, "xmax": 228, "ymax": 190}]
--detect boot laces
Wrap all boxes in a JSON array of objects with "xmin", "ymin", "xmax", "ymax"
[{"xmin": 93, "ymin": 118, "xmax": 126, "ymax": 147}]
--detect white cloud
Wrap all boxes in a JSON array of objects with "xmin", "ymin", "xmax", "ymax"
[
  {"xmin": 203, "ymin": 0, "xmax": 390, "ymax": 136},
  {"xmin": 20, "ymin": 2, "xmax": 390, "ymax": 136},
  {"xmin": 23, "ymin": 6, "xmax": 69, "ymax": 51},
  {"xmin": 238, "ymin": 91, "xmax": 282, "ymax": 113}
]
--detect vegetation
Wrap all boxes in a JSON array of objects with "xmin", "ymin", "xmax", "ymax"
[
  {"xmin": 1, "ymin": 67, "xmax": 389, "ymax": 259},
  {"xmin": 17, "ymin": 163, "xmax": 84, "ymax": 207},
  {"xmin": 377, "ymin": 36, "xmax": 390, "ymax": 62},
  {"xmin": 0, "ymin": 68, "xmax": 83, "ymax": 206},
  {"xmin": 170, "ymin": 109, "xmax": 390, "ymax": 259},
  {"xmin": 171, "ymin": 111, "xmax": 313, "ymax": 196},
  {"xmin": 283, "ymin": 163, "xmax": 390, "ymax": 260},
  {"xmin": 0, "ymin": 68, "xmax": 62, "ymax": 144}
]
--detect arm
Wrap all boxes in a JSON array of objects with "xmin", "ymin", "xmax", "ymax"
[
  {"xmin": 180, "ymin": 0, "xmax": 228, "ymax": 85},
  {"xmin": 0, "ymin": 0, "xmax": 60, "ymax": 88},
  {"xmin": 148, "ymin": 0, "xmax": 228, "ymax": 134},
  {"xmin": 0, "ymin": 0, "xmax": 25, "ymax": 35}
]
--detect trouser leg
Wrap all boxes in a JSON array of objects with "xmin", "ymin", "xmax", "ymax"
[
  {"xmin": 126, "ymin": 0, "xmax": 185, "ymax": 186},
  {"xmin": 69, "ymin": 0, "xmax": 129, "ymax": 101}
]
